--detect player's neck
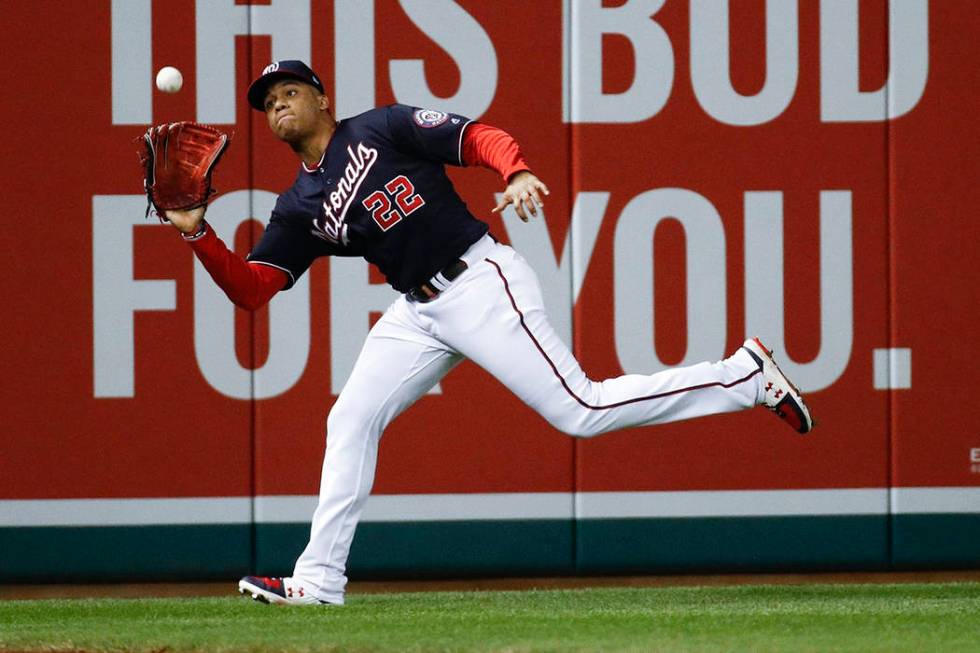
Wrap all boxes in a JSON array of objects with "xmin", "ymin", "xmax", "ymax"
[{"xmin": 293, "ymin": 119, "xmax": 336, "ymax": 169}]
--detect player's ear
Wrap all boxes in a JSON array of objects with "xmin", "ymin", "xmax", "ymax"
[{"xmin": 319, "ymin": 93, "xmax": 330, "ymax": 112}]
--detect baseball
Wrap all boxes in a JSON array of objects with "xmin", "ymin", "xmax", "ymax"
[{"xmin": 156, "ymin": 66, "xmax": 183, "ymax": 93}]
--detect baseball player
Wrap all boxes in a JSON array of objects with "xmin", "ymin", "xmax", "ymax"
[{"xmin": 162, "ymin": 60, "xmax": 813, "ymax": 606}]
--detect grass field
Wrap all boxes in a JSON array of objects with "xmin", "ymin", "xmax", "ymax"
[{"xmin": 2, "ymin": 582, "xmax": 979, "ymax": 652}]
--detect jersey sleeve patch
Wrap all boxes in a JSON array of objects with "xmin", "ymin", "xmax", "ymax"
[
  {"xmin": 413, "ymin": 108, "xmax": 449, "ymax": 128},
  {"xmin": 387, "ymin": 104, "xmax": 472, "ymax": 166}
]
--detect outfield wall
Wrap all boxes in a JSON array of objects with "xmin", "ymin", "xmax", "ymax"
[{"xmin": 2, "ymin": 1, "xmax": 978, "ymax": 582}]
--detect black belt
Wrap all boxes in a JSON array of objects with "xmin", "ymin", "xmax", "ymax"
[{"xmin": 408, "ymin": 259, "xmax": 469, "ymax": 302}]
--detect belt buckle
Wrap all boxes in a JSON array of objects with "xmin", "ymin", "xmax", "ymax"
[{"xmin": 409, "ymin": 282, "xmax": 438, "ymax": 303}]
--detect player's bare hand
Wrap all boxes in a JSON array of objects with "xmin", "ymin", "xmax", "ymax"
[
  {"xmin": 163, "ymin": 206, "xmax": 207, "ymax": 234},
  {"xmin": 492, "ymin": 171, "xmax": 550, "ymax": 222}
]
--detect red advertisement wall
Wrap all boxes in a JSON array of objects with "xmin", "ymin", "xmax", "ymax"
[{"xmin": 1, "ymin": 1, "xmax": 977, "ymax": 579}]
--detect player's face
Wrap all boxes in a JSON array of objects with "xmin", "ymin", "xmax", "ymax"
[{"xmin": 263, "ymin": 80, "xmax": 329, "ymax": 143}]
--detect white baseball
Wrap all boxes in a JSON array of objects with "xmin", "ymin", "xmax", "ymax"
[{"xmin": 156, "ymin": 66, "xmax": 183, "ymax": 93}]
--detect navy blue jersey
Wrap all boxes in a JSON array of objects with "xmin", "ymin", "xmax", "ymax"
[{"xmin": 247, "ymin": 104, "xmax": 489, "ymax": 292}]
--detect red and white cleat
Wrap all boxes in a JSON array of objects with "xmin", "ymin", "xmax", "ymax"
[
  {"xmin": 742, "ymin": 337, "xmax": 814, "ymax": 434},
  {"xmin": 237, "ymin": 576, "xmax": 330, "ymax": 605}
]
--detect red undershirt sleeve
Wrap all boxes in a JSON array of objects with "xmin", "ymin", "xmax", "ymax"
[
  {"xmin": 184, "ymin": 224, "xmax": 287, "ymax": 311},
  {"xmin": 461, "ymin": 123, "xmax": 531, "ymax": 182}
]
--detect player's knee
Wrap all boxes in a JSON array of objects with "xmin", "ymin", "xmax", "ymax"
[
  {"xmin": 325, "ymin": 402, "xmax": 363, "ymax": 439},
  {"xmin": 326, "ymin": 398, "xmax": 386, "ymax": 442}
]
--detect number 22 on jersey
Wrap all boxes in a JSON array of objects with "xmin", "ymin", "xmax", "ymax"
[{"xmin": 362, "ymin": 175, "xmax": 425, "ymax": 231}]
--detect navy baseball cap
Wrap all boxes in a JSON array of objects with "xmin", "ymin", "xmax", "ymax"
[{"xmin": 247, "ymin": 60, "xmax": 324, "ymax": 111}]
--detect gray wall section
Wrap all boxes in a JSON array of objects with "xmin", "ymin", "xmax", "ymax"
[
  {"xmin": 892, "ymin": 515, "xmax": 980, "ymax": 569},
  {"xmin": 576, "ymin": 517, "xmax": 890, "ymax": 574},
  {"xmin": 4, "ymin": 515, "xmax": 979, "ymax": 582},
  {"xmin": 255, "ymin": 521, "xmax": 575, "ymax": 579},
  {"xmin": 0, "ymin": 525, "xmax": 251, "ymax": 583}
]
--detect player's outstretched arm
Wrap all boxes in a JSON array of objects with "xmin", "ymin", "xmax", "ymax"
[
  {"xmin": 163, "ymin": 208, "xmax": 287, "ymax": 311},
  {"xmin": 460, "ymin": 123, "xmax": 547, "ymax": 222},
  {"xmin": 492, "ymin": 171, "xmax": 550, "ymax": 222}
]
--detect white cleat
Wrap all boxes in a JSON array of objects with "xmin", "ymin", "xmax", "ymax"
[
  {"xmin": 237, "ymin": 575, "xmax": 330, "ymax": 605},
  {"xmin": 742, "ymin": 337, "xmax": 814, "ymax": 434}
]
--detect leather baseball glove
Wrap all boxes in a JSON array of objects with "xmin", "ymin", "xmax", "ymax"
[{"xmin": 138, "ymin": 122, "xmax": 230, "ymax": 219}]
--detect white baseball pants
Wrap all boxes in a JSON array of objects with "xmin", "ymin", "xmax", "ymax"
[{"xmin": 293, "ymin": 235, "xmax": 764, "ymax": 603}]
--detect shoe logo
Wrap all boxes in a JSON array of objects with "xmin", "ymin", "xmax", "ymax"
[{"xmin": 262, "ymin": 577, "xmax": 282, "ymax": 589}]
